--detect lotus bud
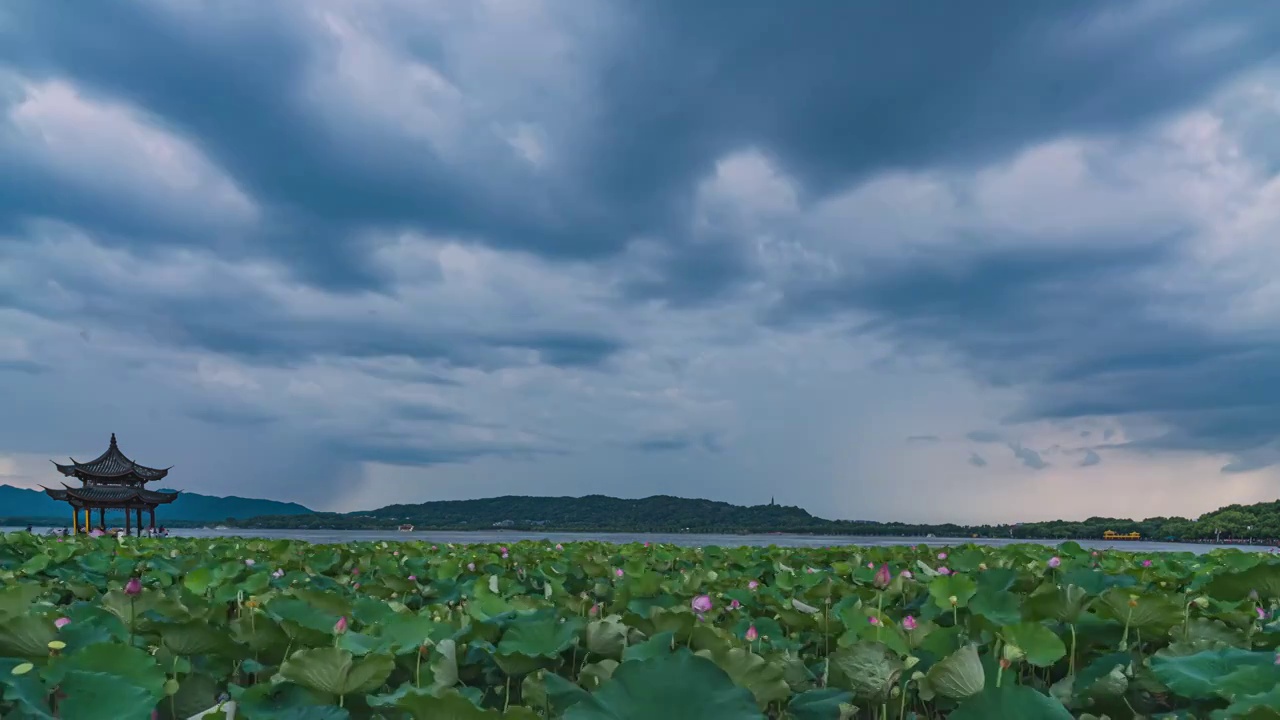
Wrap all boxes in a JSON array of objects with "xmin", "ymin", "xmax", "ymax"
[
  {"xmin": 334, "ymin": 616, "xmax": 348, "ymax": 635},
  {"xmin": 873, "ymin": 564, "xmax": 891, "ymax": 589},
  {"xmin": 124, "ymin": 577, "xmax": 142, "ymax": 596},
  {"xmin": 948, "ymin": 595, "xmax": 958, "ymax": 607},
  {"xmin": 1002, "ymin": 643, "xmax": 1023, "ymax": 662},
  {"xmin": 903, "ymin": 655, "xmax": 920, "ymax": 670},
  {"xmin": 1193, "ymin": 596, "xmax": 1210, "ymax": 609},
  {"xmin": 910, "ymin": 671, "xmax": 925, "ymax": 682}
]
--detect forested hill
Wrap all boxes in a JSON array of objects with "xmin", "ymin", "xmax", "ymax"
[
  {"xmin": 236, "ymin": 493, "xmax": 1280, "ymax": 541},
  {"xmin": 245, "ymin": 495, "xmax": 830, "ymax": 533}
]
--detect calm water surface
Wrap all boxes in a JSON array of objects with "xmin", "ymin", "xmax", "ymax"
[{"xmin": 12, "ymin": 526, "xmax": 1266, "ymax": 555}]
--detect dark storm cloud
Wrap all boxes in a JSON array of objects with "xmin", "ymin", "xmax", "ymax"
[
  {"xmin": 1010, "ymin": 444, "xmax": 1049, "ymax": 470},
  {"xmin": 968, "ymin": 452, "xmax": 988, "ymax": 468},
  {"xmin": 4, "ymin": 1, "xmax": 1276, "ymax": 297},
  {"xmin": 781, "ymin": 239, "xmax": 1280, "ymax": 471}
]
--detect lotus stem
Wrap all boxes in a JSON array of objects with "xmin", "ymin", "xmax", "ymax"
[{"xmin": 1068, "ymin": 624, "xmax": 1077, "ymax": 677}]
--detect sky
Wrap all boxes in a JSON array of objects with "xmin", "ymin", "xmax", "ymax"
[{"xmin": 2, "ymin": 1, "xmax": 1280, "ymax": 524}]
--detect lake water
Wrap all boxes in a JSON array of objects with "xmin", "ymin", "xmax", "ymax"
[{"xmin": 11, "ymin": 526, "xmax": 1269, "ymax": 554}]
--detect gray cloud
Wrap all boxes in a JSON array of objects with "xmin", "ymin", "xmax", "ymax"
[
  {"xmin": 1, "ymin": 1, "xmax": 1279, "ymax": 516},
  {"xmin": 1010, "ymin": 444, "xmax": 1049, "ymax": 470}
]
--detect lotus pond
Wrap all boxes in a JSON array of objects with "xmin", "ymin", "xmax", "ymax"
[{"xmin": 1, "ymin": 535, "xmax": 1279, "ymax": 720}]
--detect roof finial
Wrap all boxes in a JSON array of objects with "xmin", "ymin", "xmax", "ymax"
[{"xmin": 110, "ymin": 433, "xmax": 117, "ymax": 447}]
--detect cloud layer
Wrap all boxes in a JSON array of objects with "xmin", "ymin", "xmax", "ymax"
[{"xmin": 2, "ymin": 1, "xmax": 1280, "ymax": 522}]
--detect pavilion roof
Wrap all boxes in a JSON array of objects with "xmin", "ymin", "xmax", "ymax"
[
  {"xmin": 43, "ymin": 484, "xmax": 179, "ymax": 505},
  {"xmin": 52, "ymin": 434, "xmax": 170, "ymax": 482}
]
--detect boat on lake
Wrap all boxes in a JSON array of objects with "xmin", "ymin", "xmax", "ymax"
[{"xmin": 398, "ymin": 524, "xmax": 414, "ymax": 532}]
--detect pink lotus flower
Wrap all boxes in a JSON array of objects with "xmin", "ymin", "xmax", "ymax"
[
  {"xmin": 334, "ymin": 616, "xmax": 348, "ymax": 635},
  {"xmin": 691, "ymin": 595, "xmax": 713, "ymax": 613},
  {"xmin": 866, "ymin": 562, "xmax": 875, "ymax": 569},
  {"xmin": 502, "ymin": 553, "xmax": 509, "ymax": 560},
  {"xmin": 644, "ymin": 542, "xmax": 650, "ymax": 547},
  {"xmin": 124, "ymin": 578, "xmax": 142, "ymax": 596},
  {"xmin": 555, "ymin": 544, "xmax": 563, "ymax": 551},
  {"xmin": 272, "ymin": 569, "xmax": 284, "ymax": 579},
  {"xmin": 467, "ymin": 562, "xmax": 476, "ymax": 571},
  {"xmin": 1091, "ymin": 551, "xmax": 1099, "ymax": 557},
  {"xmin": 245, "ymin": 559, "xmax": 255, "ymax": 567},
  {"xmin": 902, "ymin": 615, "xmax": 918, "ymax": 631},
  {"xmin": 868, "ymin": 616, "xmax": 880, "ymax": 626},
  {"xmin": 937, "ymin": 552, "xmax": 948, "ymax": 560},
  {"xmin": 745, "ymin": 625, "xmax": 758, "ymax": 642},
  {"xmin": 937, "ymin": 567, "xmax": 952, "ymax": 576},
  {"xmin": 351, "ymin": 568, "xmax": 360, "ymax": 576},
  {"xmin": 54, "ymin": 617, "xmax": 70, "ymax": 629},
  {"xmin": 499, "ymin": 546, "xmax": 507, "ymax": 554},
  {"xmin": 352, "ymin": 583, "xmax": 360, "ymax": 590},
  {"xmin": 899, "ymin": 570, "xmax": 913, "ymax": 579},
  {"xmin": 1257, "ymin": 607, "xmax": 1268, "ymax": 620},
  {"xmin": 408, "ymin": 575, "xmax": 417, "ymax": 582},
  {"xmin": 431, "ymin": 546, "xmax": 438, "ymax": 551},
  {"xmin": 589, "ymin": 604, "xmax": 600, "ymax": 616},
  {"xmin": 1048, "ymin": 557, "xmax": 1061, "ymax": 568},
  {"xmin": 729, "ymin": 599, "xmax": 741, "ymax": 610},
  {"xmin": 614, "ymin": 568, "xmax": 624, "ymax": 578},
  {"xmin": 748, "ymin": 580, "xmax": 759, "ymax": 590},
  {"xmin": 1142, "ymin": 560, "xmax": 1152, "ymax": 568},
  {"xmin": 393, "ymin": 551, "xmax": 399, "ymax": 556},
  {"xmin": 873, "ymin": 564, "xmax": 892, "ymax": 589}
]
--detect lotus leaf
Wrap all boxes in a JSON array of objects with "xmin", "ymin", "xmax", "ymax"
[
  {"xmin": 279, "ymin": 647, "xmax": 395, "ymax": 697},
  {"xmin": 949, "ymin": 681, "xmax": 1074, "ymax": 719},
  {"xmin": 563, "ymin": 650, "xmax": 763, "ymax": 720},
  {"xmin": 925, "ymin": 644, "xmax": 985, "ymax": 700},
  {"xmin": 1001, "ymin": 621, "xmax": 1068, "ymax": 667}
]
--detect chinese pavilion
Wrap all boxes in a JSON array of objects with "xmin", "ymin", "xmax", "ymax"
[{"xmin": 43, "ymin": 434, "xmax": 178, "ymax": 535}]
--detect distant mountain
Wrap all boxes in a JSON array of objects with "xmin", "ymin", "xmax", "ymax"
[
  {"xmin": 243, "ymin": 494, "xmax": 833, "ymax": 533},
  {"xmin": 0, "ymin": 484, "xmax": 313, "ymax": 524}
]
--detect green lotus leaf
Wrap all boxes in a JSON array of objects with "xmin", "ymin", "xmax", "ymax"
[
  {"xmin": 0, "ymin": 657, "xmax": 56, "ymax": 719},
  {"xmin": 57, "ymin": 670, "xmax": 157, "ymax": 720},
  {"xmin": 158, "ymin": 620, "xmax": 230, "ymax": 656},
  {"xmin": 1000, "ymin": 622, "xmax": 1067, "ymax": 667},
  {"xmin": 268, "ymin": 598, "xmax": 343, "ymax": 635},
  {"xmin": 928, "ymin": 573, "xmax": 977, "ymax": 610},
  {"xmin": 0, "ymin": 584, "xmax": 43, "ymax": 619},
  {"xmin": 0, "ymin": 615, "xmax": 57, "ymax": 658},
  {"xmin": 1151, "ymin": 647, "xmax": 1279, "ymax": 699},
  {"xmin": 622, "ymin": 630, "xmax": 675, "ymax": 662},
  {"xmin": 1213, "ymin": 684, "xmax": 1280, "ymax": 719},
  {"xmin": 279, "ymin": 648, "xmax": 395, "ymax": 697},
  {"xmin": 1024, "ymin": 584, "xmax": 1092, "ymax": 623},
  {"xmin": 45, "ymin": 642, "xmax": 167, "ymax": 702},
  {"xmin": 1206, "ymin": 563, "xmax": 1280, "ymax": 602},
  {"xmin": 494, "ymin": 615, "xmax": 584, "ymax": 674},
  {"xmin": 785, "ymin": 689, "xmax": 854, "ymax": 720},
  {"xmin": 584, "ymin": 617, "xmax": 629, "ymax": 659},
  {"xmin": 228, "ymin": 680, "xmax": 334, "ymax": 718},
  {"xmin": 925, "ymin": 644, "xmax": 985, "ymax": 700},
  {"xmin": 829, "ymin": 641, "xmax": 903, "ymax": 700},
  {"xmin": 523, "ymin": 669, "xmax": 591, "ymax": 715},
  {"xmin": 1060, "ymin": 569, "xmax": 1135, "ymax": 596},
  {"xmin": 156, "ymin": 672, "xmax": 223, "ymax": 720},
  {"xmin": 579, "ymin": 659, "xmax": 618, "ymax": 690},
  {"xmin": 970, "ymin": 588, "xmax": 1022, "ymax": 626},
  {"xmin": 694, "ymin": 646, "xmax": 791, "ymax": 708},
  {"xmin": 564, "ymin": 649, "xmax": 763, "ymax": 720},
  {"xmin": 184, "ymin": 567, "xmax": 215, "ymax": 595},
  {"xmin": 949, "ymin": 681, "xmax": 1073, "ymax": 719}
]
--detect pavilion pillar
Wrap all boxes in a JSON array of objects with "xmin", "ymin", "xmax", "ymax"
[
  {"xmin": 149, "ymin": 508, "xmax": 156, "ymax": 531},
  {"xmin": 71, "ymin": 507, "xmax": 77, "ymax": 535},
  {"xmin": 99, "ymin": 508, "xmax": 105, "ymax": 531},
  {"xmin": 83, "ymin": 509, "xmax": 90, "ymax": 534},
  {"xmin": 125, "ymin": 508, "xmax": 131, "ymax": 536},
  {"xmin": 136, "ymin": 508, "xmax": 143, "ymax": 535}
]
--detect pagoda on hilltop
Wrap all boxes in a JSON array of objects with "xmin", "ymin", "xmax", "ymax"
[{"xmin": 44, "ymin": 434, "xmax": 178, "ymax": 535}]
